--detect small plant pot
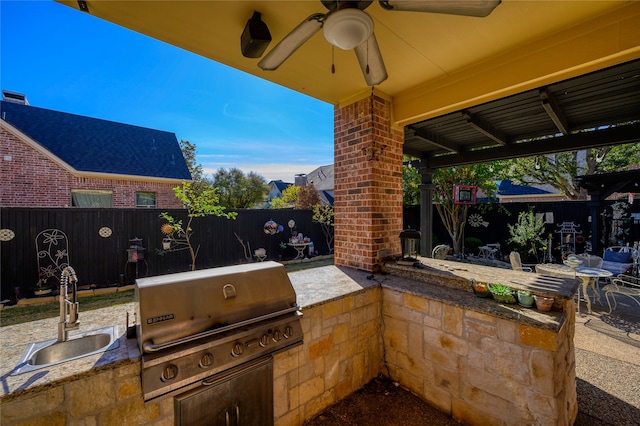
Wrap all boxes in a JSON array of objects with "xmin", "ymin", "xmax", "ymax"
[
  {"xmin": 34, "ymin": 288, "xmax": 52, "ymax": 296},
  {"xmin": 469, "ymin": 279, "xmax": 491, "ymax": 298},
  {"xmin": 491, "ymin": 292, "xmax": 517, "ymax": 304},
  {"xmin": 488, "ymin": 283, "xmax": 517, "ymax": 304},
  {"xmin": 517, "ymin": 291, "xmax": 535, "ymax": 307},
  {"xmin": 534, "ymin": 295, "xmax": 554, "ymax": 312}
]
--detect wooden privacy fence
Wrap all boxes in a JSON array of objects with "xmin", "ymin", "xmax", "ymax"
[{"xmin": 0, "ymin": 208, "xmax": 327, "ymax": 300}]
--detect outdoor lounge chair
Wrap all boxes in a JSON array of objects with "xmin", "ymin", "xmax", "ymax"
[
  {"xmin": 509, "ymin": 251, "xmax": 532, "ymax": 272},
  {"xmin": 602, "ymin": 274, "xmax": 640, "ymax": 313}
]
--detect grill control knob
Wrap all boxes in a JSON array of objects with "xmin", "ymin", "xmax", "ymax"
[
  {"xmin": 260, "ymin": 334, "xmax": 270, "ymax": 347},
  {"xmin": 272, "ymin": 330, "xmax": 282, "ymax": 342},
  {"xmin": 199, "ymin": 352, "xmax": 214, "ymax": 368},
  {"xmin": 161, "ymin": 364, "xmax": 178, "ymax": 382},
  {"xmin": 283, "ymin": 326, "xmax": 293, "ymax": 339},
  {"xmin": 231, "ymin": 342, "xmax": 245, "ymax": 357}
]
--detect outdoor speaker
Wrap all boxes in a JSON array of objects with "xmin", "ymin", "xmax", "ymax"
[{"xmin": 241, "ymin": 11, "xmax": 272, "ymax": 58}]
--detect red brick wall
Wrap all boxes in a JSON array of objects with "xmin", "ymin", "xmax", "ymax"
[
  {"xmin": 0, "ymin": 127, "xmax": 184, "ymax": 208},
  {"xmin": 334, "ymin": 95, "xmax": 404, "ymax": 271}
]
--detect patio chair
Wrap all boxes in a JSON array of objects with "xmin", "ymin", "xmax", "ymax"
[
  {"xmin": 432, "ymin": 244, "xmax": 450, "ymax": 259},
  {"xmin": 601, "ymin": 246, "xmax": 638, "ymax": 275},
  {"xmin": 602, "ymin": 274, "xmax": 640, "ymax": 313},
  {"xmin": 509, "ymin": 251, "xmax": 532, "ymax": 272}
]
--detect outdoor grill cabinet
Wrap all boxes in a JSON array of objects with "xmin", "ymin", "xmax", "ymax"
[{"xmin": 174, "ymin": 356, "xmax": 273, "ymax": 426}]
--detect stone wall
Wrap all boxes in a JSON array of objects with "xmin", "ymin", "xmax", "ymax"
[
  {"xmin": 0, "ymin": 282, "xmax": 576, "ymax": 425},
  {"xmin": 273, "ymin": 287, "xmax": 383, "ymax": 425},
  {"xmin": 0, "ymin": 287, "xmax": 382, "ymax": 426},
  {"xmin": 382, "ymin": 288, "xmax": 577, "ymax": 425},
  {"xmin": 0, "ymin": 362, "xmax": 174, "ymax": 426}
]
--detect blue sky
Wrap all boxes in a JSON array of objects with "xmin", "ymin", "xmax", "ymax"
[{"xmin": 0, "ymin": 0, "xmax": 334, "ymax": 182}]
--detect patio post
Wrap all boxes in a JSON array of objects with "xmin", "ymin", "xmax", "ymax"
[
  {"xmin": 419, "ymin": 164, "xmax": 434, "ymax": 258},
  {"xmin": 333, "ymin": 94, "xmax": 404, "ymax": 272}
]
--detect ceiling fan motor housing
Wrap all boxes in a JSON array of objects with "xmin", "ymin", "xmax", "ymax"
[{"xmin": 323, "ymin": 8, "xmax": 374, "ymax": 50}]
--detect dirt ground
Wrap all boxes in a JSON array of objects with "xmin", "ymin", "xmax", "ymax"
[{"xmin": 303, "ymin": 376, "xmax": 460, "ymax": 426}]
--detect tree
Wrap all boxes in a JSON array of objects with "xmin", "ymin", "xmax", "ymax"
[
  {"xmin": 507, "ymin": 209, "xmax": 546, "ymax": 263},
  {"xmin": 160, "ymin": 182, "xmax": 237, "ymax": 271},
  {"xmin": 212, "ymin": 168, "xmax": 268, "ymax": 209},
  {"xmin": 504, "ymin": 144, "xmax": 640, "ymax": 199},
  {"xmin": 270, "ymin": 185, "xmax": 300, "ymax": 209},
  {"xmin": 296, "ymin": 184, "xmax": 322, "ymax": 209},
  {"xmin": 403, "ymin": 161, "xmax": 420, "ymax": 206},
  {"xmin": 432, "ymin": 162, "xmax": 505, "ymax": 255},
  {"xmin": 312, "ymin": 203, "xmax": 334, "ymax": 253}
]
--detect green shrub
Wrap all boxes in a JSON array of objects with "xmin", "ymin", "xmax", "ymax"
[{"xmin": 464, "ymin": 237, "xmax": 483, "ymax": 254}]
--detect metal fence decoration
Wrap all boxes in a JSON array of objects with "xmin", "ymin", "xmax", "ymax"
[{"xmin": 35, "ymin": 228, "xmax": 70, "ymax": 293}]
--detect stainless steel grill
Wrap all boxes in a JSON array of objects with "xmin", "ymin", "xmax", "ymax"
[{"xmin": 135, "ymin": 261, "xmax": 303, "ymax": 403}]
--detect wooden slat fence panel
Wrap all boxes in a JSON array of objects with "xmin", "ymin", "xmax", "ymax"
[{"xmin": 1, "ymin": 208, "xmax": 325, "ymax": 300}]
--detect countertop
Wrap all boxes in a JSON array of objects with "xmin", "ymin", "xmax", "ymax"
[{"xmin": 0, "ymin": 263, "xmax": 573, "ymax": 401}]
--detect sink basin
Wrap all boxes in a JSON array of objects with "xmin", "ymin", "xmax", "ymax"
[{"xmin": 12, "ymin": 325, "xmax": 119, "ymax": 375}]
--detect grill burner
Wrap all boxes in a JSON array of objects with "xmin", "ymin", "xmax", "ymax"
[{"xmin": 135, "ymin": 262, "xmax": 303, "ymax": 401}]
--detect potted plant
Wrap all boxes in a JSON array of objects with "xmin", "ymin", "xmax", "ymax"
[
  {"xmin": 517, "ymin": 290, "xmax": 535, "ymax": 307},
  {"xmin": 534, "ymin": 295, "xmax": 554, "ymax": 312},
  {"xmin": 488, "ymin": 283, "xmax": 516, "ymax": 304},
  {"xmin": 34, "ymin": 276, "xmax": 52, "ymax": 296},
  {"xmin": 469, "ymin": 279, "xmax": 491, "ymax": 298}
]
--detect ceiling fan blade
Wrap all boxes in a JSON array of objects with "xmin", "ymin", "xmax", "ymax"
[
  {"xmin": 354, "ymin": 33, "xmax": 388, "ymax": 86},
  {"xmin": 258, "ymin": 13, "xmax": 325, "ymax": 71},
  {"xmin": 379, "ymin": 0, "xmax": 501, "ymax": 17}
]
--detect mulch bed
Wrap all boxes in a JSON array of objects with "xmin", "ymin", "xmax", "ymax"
[{"xmin": 303, "ymin": 375, "xmax": 460, "ymax": 426}]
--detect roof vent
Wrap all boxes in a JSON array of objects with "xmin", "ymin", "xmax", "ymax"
[{"xmin": 2, "ymin": 91, "xmax": 29, "ymax": 105}]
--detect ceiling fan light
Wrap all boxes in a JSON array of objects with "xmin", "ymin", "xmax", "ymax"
[{"xmin": 323, "ymin": 8, "xmax": 373, "ymax": 50}]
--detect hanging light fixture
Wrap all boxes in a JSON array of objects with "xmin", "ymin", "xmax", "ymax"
[{"xmin": 323, "ymin": 8, "xmax": 373, "ymax": 50}]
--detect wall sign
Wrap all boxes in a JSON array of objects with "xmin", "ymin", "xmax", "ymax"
[{"xmin": 454, "ymin": 185, "xmax": 477, "ymax": 205}]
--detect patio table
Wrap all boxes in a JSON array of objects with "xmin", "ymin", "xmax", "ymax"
[
  {"xmin": 535, "ymin": 264, "xmax": 612, "ymax": 314},
  {"xmin": 288, "ymin": 243, "xmax": 310, "ymax": 260}
]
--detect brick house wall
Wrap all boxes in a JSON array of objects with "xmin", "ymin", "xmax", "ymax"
[
  {"xmin": 334, "ymin": 94, "xmax": 404, "ymax": 272},
  {"xmin": 0, "ymin": 127, "xmax": 184, "ymax": 208}
]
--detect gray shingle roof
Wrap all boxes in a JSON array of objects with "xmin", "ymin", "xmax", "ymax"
[{"xmin": 1, "ymin": 100, "xmax": 191, "ymax": 180}]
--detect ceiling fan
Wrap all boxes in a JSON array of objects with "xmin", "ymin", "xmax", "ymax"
[{"xmin": 257, "ymin": 0, "xmax": 501, "ymax": 86}]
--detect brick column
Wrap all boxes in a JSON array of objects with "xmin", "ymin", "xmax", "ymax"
[{"xmin": 334, "ymin": 94, "xmax": 404, "ymax": 272}]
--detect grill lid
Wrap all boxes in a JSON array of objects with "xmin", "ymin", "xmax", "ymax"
[{"xmin": 135, "ymin": 261, "xmax": 298, "ymax": 353}]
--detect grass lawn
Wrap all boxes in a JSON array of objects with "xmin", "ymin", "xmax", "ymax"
[
  {"xmin": 1, "ymin": 257, "xmax": 334, "ymax": 327},
  {"xmin": 1, "ymin": 290, "xmax": 135, "ymax": 327}
]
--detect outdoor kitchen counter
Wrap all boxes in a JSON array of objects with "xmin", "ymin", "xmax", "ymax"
[{"xmin": 0, "ymin": 261, "xmax": 575, "ymax": 401}]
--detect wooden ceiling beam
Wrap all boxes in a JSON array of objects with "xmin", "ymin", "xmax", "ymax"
[
  {"xmin": 407, "ymin": 127, "xmax": 460, "ymax": 153},
  {"xmin": 462, "ymin": 111, "xmax": 508, "ymax": 145},
  {"xmin": 421, "ymin": 122, "xmax": 640, "ymax": 168},
  {"xmin": 539, "ymin": 89, "xmax": 570, "ymax": 135}
]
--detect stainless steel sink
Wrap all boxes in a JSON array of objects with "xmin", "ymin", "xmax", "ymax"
[{"xmin": 12, "ymin": 325, "xmax": 119, "ymax": 375}]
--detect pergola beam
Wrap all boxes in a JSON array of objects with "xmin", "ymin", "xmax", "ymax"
[
  {"xmin": 540, "ymin": 89, "xmax": 570, "ymax": 135},
  {"xmin": 407, "ymin": 127, "xmax": 460, "ymax": 153},
  {"xmin": 462, "ymin": 111, "xmax": 508, "ymax": 145},
  {"xmin": 423, "ymin": 123, "xmax": 640, "ymax": 168}
]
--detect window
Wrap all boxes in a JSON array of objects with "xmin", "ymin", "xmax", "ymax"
[
  {"xmin": 71, "ymin": 190, "xmax": 113, "ymax": 208},
  {"xmin": 136, "ymin": 192, "xmax": 157, "ymax": 208}
]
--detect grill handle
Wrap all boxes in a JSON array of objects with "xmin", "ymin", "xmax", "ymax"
[{"xmin": 142, "ymin": 305, "xmax": 300, "ymax": 353}]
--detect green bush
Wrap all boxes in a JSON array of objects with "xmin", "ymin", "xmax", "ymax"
[{"xmin": 464, "ymin": 237, "xmax": 483, "ymax": 254}]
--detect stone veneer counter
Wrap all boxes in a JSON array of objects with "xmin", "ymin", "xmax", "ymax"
[
  {"xmin": 1, "ymin": 263, "xmax": 578, "ymax": 425},
  {"xmin": 0, "ymin": 265, "xmax": 378, "ymax": 401}
]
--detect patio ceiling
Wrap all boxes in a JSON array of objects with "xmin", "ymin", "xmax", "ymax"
[
  {"xmin": 57, "ymin": 1, "xmax": 640, "ymax": 165},
  {"xmin": 407, "ymin": 58, "xmax": 640, "ymax": 168}
]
